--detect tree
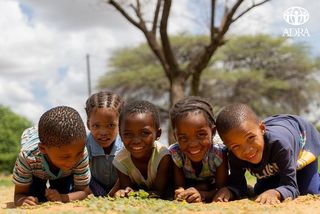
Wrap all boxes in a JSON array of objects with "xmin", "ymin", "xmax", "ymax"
[
  {"xmin": 99, "ymin": 34, "xmax": 320, "ymax": 120},
  {"xmin": 202, "ymin": 34, "xmax": 320, "ymax": 117},
  {"xmin": 0, "ymin": 106, "xmax": 32, "ymax": 172},
  {"xmin": 106, "ymin": 0, "xmax": 270, "ymax": 107}
]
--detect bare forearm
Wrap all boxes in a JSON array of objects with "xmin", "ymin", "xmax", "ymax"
[
  {"xmin": 199, "ymin": 189, "xmax": 218, "ymax": 202},
  {"xmin": 60, "ymin": 190, "xmax": 89, "ymax": 203}
]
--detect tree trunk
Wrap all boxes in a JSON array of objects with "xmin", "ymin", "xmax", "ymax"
[
  {"xmin": 167, "ymin": 76, "xmax": 185, "ymax": 145},
  {"xmin": 191, "ymin": 72, "xmax": 201, "ymax": 96}
]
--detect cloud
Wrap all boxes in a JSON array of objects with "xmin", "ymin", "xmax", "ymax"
[{"xmin": 0, "ymin": 0, "xmax": 319, "ymax": 126}]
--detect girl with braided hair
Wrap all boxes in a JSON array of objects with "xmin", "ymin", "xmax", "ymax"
[
  {"xmin": 85, "ymin": 91, "xmax": 124, "ymax": 196},
  {"xmin": 169, "ymin": 96, "xmax": 228, "ymax": 203}
]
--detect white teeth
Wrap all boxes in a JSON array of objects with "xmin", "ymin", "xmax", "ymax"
[
  {"xmin": 132, "ymin": 146, "xmax": 143, "ymax": 151},
  {"xmin": 189, "ymin": 149, "xmax": 201, "ymax": 155}
]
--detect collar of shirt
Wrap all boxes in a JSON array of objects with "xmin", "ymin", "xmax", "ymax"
[{"xmin": 88, "ymin": 133, "xmax": 123, "ymax": 157}]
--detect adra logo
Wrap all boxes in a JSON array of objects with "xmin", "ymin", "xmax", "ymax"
[
  {"xmin": 283, "ymin": 7, "xmax": 310, "ymax": 26},
  {"xmin": 282, "ymin": 6, "xmax": 310, "ymax": 38}
]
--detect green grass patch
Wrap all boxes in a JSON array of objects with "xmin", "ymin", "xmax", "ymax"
[{"xmin": 0, "ymin": 174, "xmax": 12, "ymax": 187}]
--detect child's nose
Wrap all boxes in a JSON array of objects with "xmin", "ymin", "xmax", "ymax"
[
  {"xmin": 132, "ymin": 136, "xmax": 141, "ymax": 144},
  {"xmin": 243, "ymin": 146, "xmax": 253, "ymax": 155}
]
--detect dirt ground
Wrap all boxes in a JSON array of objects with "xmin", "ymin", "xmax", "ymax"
[{"xmin": 2, "ymin": 175, "xmax": 320, "ymax": 214}]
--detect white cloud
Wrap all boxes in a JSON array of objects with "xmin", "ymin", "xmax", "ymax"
[{"xmin": 0, "ymin": 0, "xmax": 319, "ymax": 126}]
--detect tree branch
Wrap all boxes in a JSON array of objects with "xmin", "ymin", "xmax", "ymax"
[
  {"xmin": 232, "ymin": 0, "xmax": 270, "ymax": 23},
  {"xmin": 160, "ymin": 0, "xmax": 180, "ymax": 74},
  {"xmin": 108, "ymin": 0, "xmax": 169, "ymax": 77},
  {"xmin": 108, "ymin": 0, "xmax": 146, "ymax": 32},
  {"xmin": 210, "ymin": 0, "xmax": 216, "ymax": 40},
  {"xmin": 219, "ymin": 0, "xmax": 243, "ymax": 36},
  {"xmin": 152, "ymin": 0, "xmax": 163, "ymax": 34}
]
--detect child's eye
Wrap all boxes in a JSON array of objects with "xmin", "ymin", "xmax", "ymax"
[
  {"xmin": 231, "ymin": 145, "xmax": 239, "ymax": 151},
  {"xmin": 178, "ymin": 136, "xmax": 188, "ymax": 143},
  {"xmin": 91, "ymin": 124, "xmax": 99, "ymax": 129},
  {"xmin": 107, "ymin": 124, "xmax": 116, "ymax": 129},
  {"xmin": 197, "ymin": 132, "xmax": 207, "ymax": 139},
  {"xmin": 141, "ymin": 131, "xmax": 151, "ymax": 137},
  {"xmin": 248, "ymin": 136, "xmax": 255, "ymax": 143}
]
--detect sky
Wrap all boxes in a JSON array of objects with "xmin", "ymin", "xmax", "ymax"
[{"xmin": 0, "ymin": 0, "xmax": 319, "ymax": 126}]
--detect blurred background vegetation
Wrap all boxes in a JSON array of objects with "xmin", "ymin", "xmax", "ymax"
[{"xmin": 0, "ymin": 105, "xmax": 31, "ymax": 173}]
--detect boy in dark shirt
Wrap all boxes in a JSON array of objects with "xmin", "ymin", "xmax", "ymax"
[{"xmin": 214, "ymin": 103, "xmax": 320, "ymax": 204}]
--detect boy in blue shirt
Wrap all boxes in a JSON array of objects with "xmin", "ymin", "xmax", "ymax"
[
  {"xmin": 214, "ymin": 103, "xmax": 320, "ymax": 204},
  {"xmin": 12, "ymin": 106, "xmax": 91, "ymax": 206}
]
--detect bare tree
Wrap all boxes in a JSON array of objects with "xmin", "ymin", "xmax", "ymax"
[{"xmin": 106, "ymin": 0, "xmax": 270, "ymax": 107}]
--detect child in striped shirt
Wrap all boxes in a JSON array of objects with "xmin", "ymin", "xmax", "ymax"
[{"xmin": 12, "ymin": 106, "xmax": 91, "ymax": 206}]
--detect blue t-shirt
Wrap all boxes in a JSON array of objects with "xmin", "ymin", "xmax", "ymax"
[
  {"xmin": 86, "ymin": 133, "xmax": 123, "ymax": 192},
  {"xmin": 228, "ymin": 114, "xmax": 320, "ymax": 200}
]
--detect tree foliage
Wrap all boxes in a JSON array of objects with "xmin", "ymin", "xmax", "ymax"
[
  {"xmin": 98, "ymin": 34, "xmax": 320, "ymax": 119},
  {"xmin": 203, "ymin": 34, "xmax": 320, "ymax": 117},
  {"xmin": 0, "ymin": 105, "xmax": 32, "ymax": 172}
]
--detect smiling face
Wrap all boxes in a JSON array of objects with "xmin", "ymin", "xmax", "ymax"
[
  {"xmin": 120, "ymin": 112, "xmax": 161, "ymax": 160},
  {"xmin": 221, "ymin": 120, "xmax": 265, "ymax": 164},
  {"xmin": 174, "ymin": 112, "xmax": 214, "ymax": 163},
  {"xmin": 39, "ymin": 139, "xmax": 86, "ymax": 171},
  {"xmin": 87, "ymin": 108, "xmax": 119, "ymax": 148}
]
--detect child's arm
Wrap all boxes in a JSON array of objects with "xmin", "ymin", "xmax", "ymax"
[
  {"xmin": 173, "ymin": 162, "xmax": 185, "ymax": 189},
  {"xmin": 14, "ymin": 184, "xmax": 38, "ymax": 206},
  {"xmin": 153, "ymin": 154, "xmax": 172, "ymax": 198},
  {"xmin": 114, "ymin": 169, "xmax": 134, "ymax": 197},
  {"xmin": 211, "ymin": 150, "xmax": 229, "ymax": 202},
  {"xmin": 255, "ymin": 145, "xmax": 298, "ymax": 204},
  {"xmin": 172, "ymin": 164, "xmax": 202, "ymax": 203},
  {"xmin": 45, "ymin": 185, "xmax": 90, "ymax": 203},
  {"xmin": 108, "ymin": 179, "xmax": 120, "ymax": 197}
]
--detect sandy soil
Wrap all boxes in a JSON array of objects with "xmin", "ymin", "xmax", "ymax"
[{"xmin": 2, "ymin": 184, "xmax": 320, "ymax": 214}]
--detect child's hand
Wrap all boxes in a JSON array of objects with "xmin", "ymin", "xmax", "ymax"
[
  {"xmin": 175, "ymin": 187, "xmax": 202, "ymax": 203},
  {"xmin": 16, "ymin": 196, "xmax": 39, "ymax": 206},
  {"xmin": 45, "ymin": 188, "xmax": 63, "ymax": 202},
  {"xmin": 114, "ymin": 187, "xmax": 133, "ymax": 198},
  {"xmin": 174, "ymin": 187, "xmax": 185, "ymax": 200},
  {"xmin": 255, "ymin": 189, "xmax": 281, "ymax": 205},
  {"xmin": 212, "ymin": 187, "xmax": 233, "ymax": 202}
]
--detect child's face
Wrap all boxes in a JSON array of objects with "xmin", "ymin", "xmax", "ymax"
[
  {"xmin": 221, "ymin": 120, "xmax": 265, "ymax": 164},
  {"xmin": 87, "ymin": 108, "xmax": 119, "ymax": 148},
  {"xmin": 120, "ymin": 112, "xmax": 161, "ymax": 160},
  {"xmin": 174, "ymin": 112, "xmax": 214, "ymax": 163},
  {"xmin": 39, "ymin": 139, "xmax": 86, "ymax": 171}
]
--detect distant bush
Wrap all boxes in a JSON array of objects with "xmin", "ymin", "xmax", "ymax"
[{"xmin": 0, "ymin": 105, "xmax": 32, "ymax": 173}]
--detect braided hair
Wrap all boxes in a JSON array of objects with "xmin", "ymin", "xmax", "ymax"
[
  {"xmin": 85, "ymin": 91, "xmax": 123, "ymax": 118},
  {"xmin": 170, "ymin": 96, "xmax": 215, "ymax": 129},
  {"xmin": 216, "ymin": 103, "xmax": 259, "ymax": 136},
  {"xmin": 38, "ymin": 106, "xmax": 86, "ymax": 147}
]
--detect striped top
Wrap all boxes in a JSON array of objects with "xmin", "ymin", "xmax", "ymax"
[{"xmin": 12, "ymin": 127, "xmax": 90, "ymax": 186}]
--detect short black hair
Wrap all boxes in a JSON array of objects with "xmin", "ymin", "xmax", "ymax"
[
  {"xmin": 119, "ymin": 100, "xmax": 160, "ymax": 130},
  {"xmin": 169, "ymin": 96, "xmax": 215, "ymax": 129},
  {"xmin": 216, "ymin": 103, "xmax": 259, "ymax": 136},
  {"xmin": 38, "ymin": 106, "xmax": 86, "ymax": 147}
]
